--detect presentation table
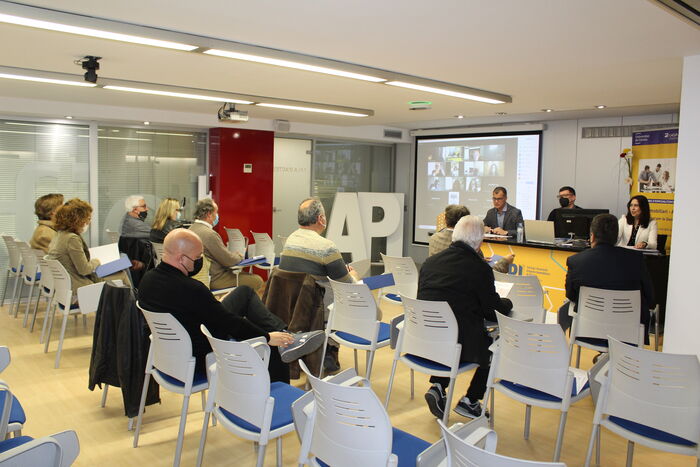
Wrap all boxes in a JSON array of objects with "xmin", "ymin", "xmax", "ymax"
[{"xmin": 480, "ymin": 238, "xmax": 586, "ymax": 319}]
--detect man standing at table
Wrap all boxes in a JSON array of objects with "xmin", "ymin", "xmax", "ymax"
[
  {"xmin": 188, "ymin": 198, "xmax": 263, "ymax": 292},
  {"xmin": 483, "ymin": 187, "xmax": 523, "ymax": 237},
  {"xmin": 547, "ymin": 186, "xmax": 582, "ymax": 222},
  {"xmin": 419, "ymin": 215, "xmax": 512, "ymax": 419}
]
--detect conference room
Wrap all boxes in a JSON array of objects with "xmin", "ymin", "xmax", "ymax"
[{"xmin": 1, "ymin": 1, "xmax": 699, "ymax": 466}]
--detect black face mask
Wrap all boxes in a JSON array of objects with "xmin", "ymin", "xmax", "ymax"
[
  {"xmin": 558, "ymin": 197, "xmax": 570, "ymax": 208},
  {"xmin": 138, "ymin": 210, "xmax": 148, "ymax": 220},
  {"xmin": 187, "ymin": 257, "xmax": 204, "ymax": 277}
]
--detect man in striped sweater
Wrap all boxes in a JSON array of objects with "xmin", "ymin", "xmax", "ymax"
[{"xmin": 279, "ymin": 198, "xmax": 359, "ymax": 283}]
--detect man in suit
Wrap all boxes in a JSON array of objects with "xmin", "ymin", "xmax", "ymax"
[
  {"xmin": 483, "ymin": 186, "xmax": 523, "ymax": 237},
  {"xmin": 188, "ymin": 198, "xmax": 263, "ymax": 292},
  {"xmin": 558, "ymin": 213, "xmax": 654, "ymax": 338},
  {"xmin": 419, "ymin": 215, "xmax": 512, "ymax": 419}
]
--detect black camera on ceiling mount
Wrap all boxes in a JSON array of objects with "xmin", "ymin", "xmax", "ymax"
[{"xmin": 77, "ymin": 56, "xmax": 101, "ymax": 83}]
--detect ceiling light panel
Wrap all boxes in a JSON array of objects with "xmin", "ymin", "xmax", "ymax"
[
  {"xmin": 203, "ymin": 49, "xmax": 386, "ymax": 82},
  {"xmin": 0, "ymin": 72, "xmax": 96, "ymax": 87},
  {"xmin": 103, "ymin": 85, "xmax": 253, "ymax": 104},
  {"xmin": 385, "ymin": 81, "xmax": 507, "ymax": 104},
  {"xmin": 256, "ymin": 103, "xmax": 370, "ymax": 117}
]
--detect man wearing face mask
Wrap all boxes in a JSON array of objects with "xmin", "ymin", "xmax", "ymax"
[
  {"xmin": 138, "ymin": 229, "xmax": 324, "ymax": 380},
  {"xmin": 120, "ymin": 195, "xmax": 151, "ymax": 239},
  {"xmin": 188, "ymin": 198, "xmax": 264, "ymax": 292},
  {"xmin": 546, "ymin": 186, "xmax": 582, "ymax": 222}
]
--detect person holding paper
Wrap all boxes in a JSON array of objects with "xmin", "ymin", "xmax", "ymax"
[
  {"xmin": 616, "ymin": 195, "xmax": 658, "ymax": 250},
  {"xmin": 47, "ymin": 198, "xmax": 129, "ymax": 296},
  {"xmin": 30, "ymin": 193, "xmax": 63, "ymax": 253},
  {"xmin": 138, "ymin": 228, "xmax": 324, "ymax": 380},
  {"xmin": 430, "ymin": 204, "xmax": 513, "ymax": 273},
  {"xmin": 150, "ymin": 198, "xmax": 184, "ymax": 243},
  {"xmin": 420, "ymin": 215, "xmax": 512, "ymax": 420},
  {"xmin": 188, "ymin": 198, "xmax": 263, "ymax": 292},
  {"xmin": 483, "ymin": 187, "xmax": 523, "ymax": 237}
]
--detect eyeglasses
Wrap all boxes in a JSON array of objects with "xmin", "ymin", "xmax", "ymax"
[
  {"xmin": 183, "ymin": 253, "xmax": 203, "ymax": 262},
  {"xmin": 492, "ymin": 197, "xmax": 505, "ymax": 201},
  {"xmin": 137, "ymin": 204, "xmax": 147, "ymax": 209},
  {"xmin": 557, "ymin": 194, "xmax": 573, "ymax": 199}
]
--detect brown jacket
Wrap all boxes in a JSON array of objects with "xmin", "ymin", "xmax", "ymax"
[
  {"xmin": 47, "ymin": 230, "xmax": 100, "ymax": 294},
  {"xmin": 189, "ymin": 221, "xmax": 242, "ymax": 286},
  {"xmin": 263, "ymin": 269, "xmax": 325, "ymax": 379},
  {"xmin": 30, "ymin": 220, "xmax": 57, "ymax": 253}
]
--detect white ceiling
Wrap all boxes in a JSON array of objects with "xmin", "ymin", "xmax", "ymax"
[{"xmin": 0, "ymin": 0, "xmax": 698, "ymax": 129}]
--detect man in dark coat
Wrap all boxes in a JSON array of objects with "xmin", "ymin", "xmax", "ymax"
[
  {"xmin": 418, "ymin": 215, "xmax": 512, "ymax": 419},
  {"xmin": 559, "ymin": 213, "xmax": 654, "ymax": 340}
]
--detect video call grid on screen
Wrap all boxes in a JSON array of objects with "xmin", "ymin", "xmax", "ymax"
[{"xmin": 413, "ymin": 131, "xmax": 542, "ymax": 245}]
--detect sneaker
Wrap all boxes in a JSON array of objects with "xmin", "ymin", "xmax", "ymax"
[
  {"xmin": 279, "ymin": 331, "xmax": 325, "ymax": 363},
  {"xmin": 424, "ymin": 384, "xmax": 446, "ymax": 419},
  {"xmin": 454, "ymin": 397, "xmax": 488, "ymax": 419}
]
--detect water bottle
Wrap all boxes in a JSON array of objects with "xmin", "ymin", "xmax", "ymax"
[{"xmin": 516, "ymin": 222, "xmax": 524, "ymax": 243}]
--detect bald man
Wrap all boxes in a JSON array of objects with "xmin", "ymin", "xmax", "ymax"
[{"xmin": 138, "ymin": 229, "xmax": 324, "ymax": 381}]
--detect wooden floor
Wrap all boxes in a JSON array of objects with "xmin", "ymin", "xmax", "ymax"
[{"xmin": 0, "ymin": 298, "xmax": 691, "ymax": 467}]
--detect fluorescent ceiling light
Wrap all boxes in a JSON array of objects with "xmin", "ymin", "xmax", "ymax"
[
  {"xmin": 256, "ymin": 103, "xmax": 369, "ymax": 117},
  {"xmin": 204, "ymin": 49, "xmax": 386, "ymax": 83},
  {"xmin": 0, "ymin": 72, "xmax": 95, "ymax": 87},
  {"xmin": 0, "ymin": 13, "xmax": 197, "ymax": 51},
  {"xmin": 385, "ymin": 81, "xmax": 506, "ymax": 104},
  {"xmin": 103, "ymin": 85, "xmax": 253, "ymax": 104}
]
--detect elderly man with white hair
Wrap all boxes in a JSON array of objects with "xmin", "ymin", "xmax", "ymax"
[
  {"xmin": 418, "ymin": 215, "xmax": 513, "ymax": 420},
  {"xmin": 120, "ymin": 194, "xmax": 151, "ymax": 238}
]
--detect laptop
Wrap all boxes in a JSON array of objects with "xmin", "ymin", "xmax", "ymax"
[{"xmin": 524, "ymin": 219, "xmax": 556, "ymax": 245}]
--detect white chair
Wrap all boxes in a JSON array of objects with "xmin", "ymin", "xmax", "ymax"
[
  {"xmin": 348, "ymin": 258, "xmax": 371, "ymax": 279},
  {"xmin": 379, "ymin": 253, "xmax": 418, "ymax": 304},
  {"xmin": 568, "ymin": 286, "xmax": 643, "ymax": 368},
  {"xmin": 42, "ymin": 260, "xmax": 102, "ymax": 368},
  {"xmin": 196, "ymin": 325, "xmax": 304, "ymax": 467},
  {"xmin": 0, "ymin": 347, "xmax": 25, "ymax": 439},
  {"xmin": 29, "ymin": 254, "xmax": 54, "ymax": 334},
  {"xmin": 319, "ymin": 278, "xmax": 390, "ymax": 380},
  {"xmin": 133, "ymin": 305, "xmax": 209, "ymax": 467},
  {"xmin": 486, "ymin": 314, "xmax": 590, "ymax": 462},
  {"xmin": 437, "ymin": 418, "xmax": 567, "ymax": 467},
  {"xmin": 104, "ymin": 229, "xmax": 119, "ymax": 244},
  {"xmin": 224, "ymin": 227, "xmax": 248, "ymax": 256},
  {"xmin": 150, "ymin": 242, "xmax": 164, "ymax": 266},
  {"xmin": 1, "ymin": 236, "xmax": 21, "ymax": 313},
  {"xmin": 584, "ymin": 338, "xmax": 700, "ymax": 467},
  {"xmin": 492, "ymin": 271, "xmax": 547, "ymax": 323},
  {"xmin": 297, "ymin": 360, "xmax": 431, "ymax": 467},
  {"xmin": 385, "ymin": 296, "xmax": 477, "ymax": 424},
  {"xmin": 0, "ymin": 430, "xmax": 79, "ymax": 467},
  {"xmin": 250, "ymin": 231, "xmax": 279, "ymax": 272},
  {"xmin": 11, "ymin": 242, "xmax": 42, "ymax": 325}
]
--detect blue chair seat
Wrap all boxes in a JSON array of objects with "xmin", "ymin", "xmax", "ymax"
[
  {"xmin": 57, "ymin": 303, "xmax": 80, "ymax": 311},
  {"xmin": 155, "ymin": 369, "xmax": 208, "ymax": 389},
  {"xmin": 576, "ymin": 337, "xmax": 637, "ymax": 348},
  {"xmin": 385, "ymin": 293, "xmax": 401, "ymax": 302},
  {"xmin": 43, "ymin": 287, "xmax": 51, "ymax": 294},
  {"xmin": 607, "ymin": 416, "xmax": 696, "ymax": 447},
  {"xmin": 0, "ymin": 392, "xmax": 27, "ymax": 424},
  {"xmin": 0, "ymin": 436, "xmax": 33, "ymax": 453},
  {"xmin": 25, "ymin": 272, "xmax": 40, "ymax": 282},
  {"xmin": 218, "ymin": 382, "xmax": 304, "ymax": 433},
  {"xmin": 403, "ymin": 354, "xmax": 475, "ymax": 372},
  {"xmin": 499, "ymin": 379, "xmax": 590, "ymax": 402},
  {"xmin": 335, "ymin": 322, "xmax": 391, "ymax": 346},
  {"xmin": 316, "ymin": 427, "xmax": 430, "ymax": 467}
]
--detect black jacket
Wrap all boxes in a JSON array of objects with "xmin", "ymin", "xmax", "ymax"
[
  {"xmin": 138, "ymin": 262, "xmax": 269, "ymax": 371},
  {"xmin": 88, "ymin": 281, "xmax": 160, "ymax": 418},
  {"xmin": 418, "ymin": 241, "xmax": 512, "ymax": 366},
  {"xmin": 565, "ymin": 243, "xmax": 654, "ymax": 336}
]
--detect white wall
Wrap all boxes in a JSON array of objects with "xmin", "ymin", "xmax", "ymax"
[{"xmin": 664, "ymin": 55, "xmax": 700, "ymax": 358}]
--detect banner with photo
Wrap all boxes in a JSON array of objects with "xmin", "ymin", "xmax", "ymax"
[{"xmin": 631, "ymin": 128, "xmax": 678, "ymax": 250}]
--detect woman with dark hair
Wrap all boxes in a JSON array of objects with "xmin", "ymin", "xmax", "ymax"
[
  {"xmin": 617, "ymin": 195, "xmax": 658, "ymax": 250},
  {"xmin": 30, "ymin": 193, "xmax": 64, "ymax": 252},
  {"xmin": 47, "ymin": 198, "xmax": 128, "ymax": 296}
]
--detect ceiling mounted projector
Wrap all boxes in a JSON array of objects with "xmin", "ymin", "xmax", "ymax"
[{"xmin": 218, "ymin": 102, "xmax": 249, "ymax": 122}]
